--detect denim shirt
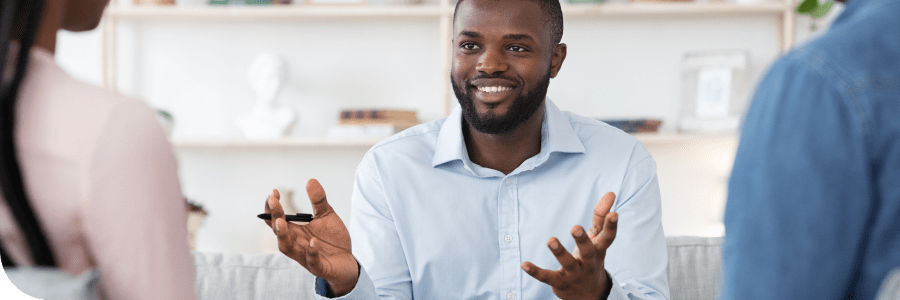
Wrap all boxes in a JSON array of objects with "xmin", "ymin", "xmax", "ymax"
[{"xmin": 722, "ymin": 0, "xmax": 900, "ymax": 298}]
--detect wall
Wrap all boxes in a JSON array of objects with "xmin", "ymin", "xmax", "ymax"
[{"xmin": 55, "ymin": 3, "xmax": 842, "ymax": 253}]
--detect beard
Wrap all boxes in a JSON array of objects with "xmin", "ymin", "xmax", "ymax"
[{"xmin": 451, "ymin": 71, "xmax": 551, "ymax": 135}]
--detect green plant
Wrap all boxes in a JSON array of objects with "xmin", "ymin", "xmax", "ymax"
[{"xmin": 797, "ymin": 0, "xmax": 834, "ymax": 18}]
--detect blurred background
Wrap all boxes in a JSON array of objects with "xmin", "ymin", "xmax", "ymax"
[{"xmin": 56, "ymin": 0, "xmax": 841, "ymax": 253}]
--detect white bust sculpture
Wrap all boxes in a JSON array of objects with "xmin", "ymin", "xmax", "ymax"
[{"xmin": 236, "ymin": 53, "xmax": 296, "ymax": 140}]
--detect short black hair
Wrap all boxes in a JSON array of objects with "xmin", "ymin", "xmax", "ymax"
[{"xmin": 453, "ymin": 0, "xmax": 564, "ymax": 46}]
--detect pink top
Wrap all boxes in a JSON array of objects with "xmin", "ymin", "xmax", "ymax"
[{"xmin": 0, "ymin": 48, "xmax": 196, "ymax": 299}]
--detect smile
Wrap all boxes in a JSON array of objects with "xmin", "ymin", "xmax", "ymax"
[{"xmin": 477, "ymin": 86, "xmax": 513, "ymax": 93}]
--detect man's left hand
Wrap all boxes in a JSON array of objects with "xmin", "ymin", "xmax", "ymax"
[{"xmin": 522, "ymin": 192, "xmax": 618, "ymax": 300}]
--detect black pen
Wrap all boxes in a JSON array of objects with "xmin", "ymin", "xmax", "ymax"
[{"xmin": 257, "ymin": 213, "xmax": 314, "ymax": 222}]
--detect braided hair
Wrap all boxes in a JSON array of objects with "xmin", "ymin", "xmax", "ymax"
[{"xmin": 0, "ymin": 0, "xmax": 55, "ymax": 267}]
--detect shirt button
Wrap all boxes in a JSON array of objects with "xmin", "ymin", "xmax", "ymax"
[
  {"xmin": 507, "ymin": 293, "xmax": 515, "ymax": 300},
  {"xmin": 505, "ymin": 178, "xmax": 511, "ymax": 186},
  {"xmin": 505, "ymin": 235, "xmax": 512, "ymax": 243}
]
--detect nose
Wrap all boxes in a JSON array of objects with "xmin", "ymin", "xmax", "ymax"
[{"xmin": 476, "ymin": 47, "xmax": 508, "ymax": 75}]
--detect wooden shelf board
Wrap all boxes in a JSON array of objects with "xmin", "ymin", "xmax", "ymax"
[
  {"xmin": 562, "ymin": 2, "xmax": 789, "ymax": 17},
  {"xmin": 106, "ymin": 2, "xmax": 788, "ymax": 19},
  {"xmin": 105, "ymin": 5, "xmax": 450, "ymax": 19},
  {"xmin": 170, "ymin": 133, "xmax": 735, "ymax": 149},
  {"xmin": 171, "ymin": 137, "xmax": 384, "ymax": 148},
  {"xmin": 633, "ymin": 132, "xmax": 737, "ymax": 144}
]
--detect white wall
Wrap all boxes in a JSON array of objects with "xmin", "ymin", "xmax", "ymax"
[{"xmin": 55, "ymin": 3, "xmax": 842, "ymax": 253}]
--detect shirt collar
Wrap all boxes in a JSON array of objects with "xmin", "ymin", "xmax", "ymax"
[{"xmin": 431, "ymin": 98, "xmax": 586, "ymax": 169}]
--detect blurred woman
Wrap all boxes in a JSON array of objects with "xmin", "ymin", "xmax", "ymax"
[{"xmin": 0, "ymin": 0, "xmax": 196, "ymax": 298}]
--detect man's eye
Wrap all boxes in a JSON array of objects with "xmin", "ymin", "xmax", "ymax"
[
  {"xmin": 461, "ymin": 43, "xmax": 480, "ymax": 50},
  {"xmin": 509, "ymin": 46, "xmax": 526, "ymax": 52}
]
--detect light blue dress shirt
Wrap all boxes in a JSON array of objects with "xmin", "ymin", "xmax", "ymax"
[{"xmin": 317, "ymin": 99, "xmax": 669, "ymax": 299}]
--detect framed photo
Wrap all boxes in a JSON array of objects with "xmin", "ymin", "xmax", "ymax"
[{"xmin": 679, "ymin": 51, "xmax": 750, "ymax": 133}]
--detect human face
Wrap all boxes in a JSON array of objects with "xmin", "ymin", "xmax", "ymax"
[{"xmin": 451, "ymin": 0, "xmax": 566, "ymax": 135}]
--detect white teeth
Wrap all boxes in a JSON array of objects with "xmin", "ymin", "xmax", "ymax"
[{"xmin": 479, "ymin": 86, "xmax": 511, "ymax": 93}]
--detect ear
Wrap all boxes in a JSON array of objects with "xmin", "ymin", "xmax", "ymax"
[{"xmin": 549, "ymin": 43, "xmax": 567, "ymax": 79}]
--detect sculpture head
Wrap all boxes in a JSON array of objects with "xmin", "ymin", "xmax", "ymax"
[{"xmin": 247, "ymin": 52, "xmax": 288, "ymax": 106}]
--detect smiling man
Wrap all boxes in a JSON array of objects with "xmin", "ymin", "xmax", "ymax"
[{"xmin": 261, "ymin": 0, "xmax": 669, "ymax": 299}]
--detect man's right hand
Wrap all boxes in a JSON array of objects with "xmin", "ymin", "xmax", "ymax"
[{"xmin": 263, "ymin": 179, "xmax": 359, "ymax": 296}]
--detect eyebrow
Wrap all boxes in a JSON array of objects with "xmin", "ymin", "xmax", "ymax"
[
  {"xmin": 457, "ymin": 31, "xmax": 537, "ymax": 43},
  {"xmin": 502, "ymin": 34, "xmax": 535, "ymax": 42}
]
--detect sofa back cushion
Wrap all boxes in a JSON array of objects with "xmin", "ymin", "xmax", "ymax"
[
  {"xmin": 666, "ymin": 236, "xmax": 723, "ymax": 300},
  {"xmin": 193, "ymin": 252, "xmax": 316, "ymax": 300}
]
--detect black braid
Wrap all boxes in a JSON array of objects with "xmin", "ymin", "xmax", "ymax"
[{"xmin": 0, "ymin": 0, "xmax": 56, "ymax": 268}]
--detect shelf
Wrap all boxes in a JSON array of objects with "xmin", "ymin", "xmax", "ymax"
[
  {"xmin": 170, "ymin": 133, "xmax": 735, "ymax": 149},
  {"xmin": 105, "ymin": 5, "xmax": 451, "ymax": 19},
  {"xmin": 171, "ymin": 137, "xmax": 384, "ymax": 148},
  {"xmin": 634, "ymin": 132, "xmax": 737, "ymax": 144},
  {"xmin": 562, "ymin": 2, "xmax": 790, "ymax": 17},
  {"xmin": 105, "ymin": 2, "xmax": 789, "ymax": 20}
]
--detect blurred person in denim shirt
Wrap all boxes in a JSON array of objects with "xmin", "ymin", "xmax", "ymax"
[{"xmin": 722, "ymin": 0, "xmax": 900, "ymax": 298}]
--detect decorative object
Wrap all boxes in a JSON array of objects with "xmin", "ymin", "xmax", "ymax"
[
  {"xmin": 598, "ymin": 119, "xmax": 662, "ymax": 133},
  {"xmin": 329, "ymin": 109, "xmax": 418, "ymax": 139},
  {"xmin": 339, "ymin": 109, "xmax": 417, "ymax": 125},
  {"xmin": 386, "ymin": 0, "xmax": 424, "ymax": 4},
  {"xmin": 305, "ymin": 0, "xmax": 366, "ymax": 5},
  {"xmin": 133, "ymin": 0, "xmax": 175, "ymax": 4},
  {"xmin": 679, "ymin": 51, "xmax": 750, "ymax": 133},
  {"xmin": 185, "ymin": 199, "xmax": 207, "ymax": 251},
  {"xmin": 630, "ymin": 0, "xmax": 691, "ymax": 2},
  {"xmin": 236, "ymin": 52, "xmax": 296, "ymax": 140},
  {"xmin": 797, "ymin": 0, "xmax": 833, "ymax": 19},
  {"xmin": 796, "ymin": 0, "xmax": 834, "ymax": 32}
]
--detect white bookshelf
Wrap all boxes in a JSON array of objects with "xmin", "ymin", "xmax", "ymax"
[
  {"xmin": 171, "ymin": 137, "xmax": 384, "ymax": 148},
  {"xmin": 104, "ymin": 5, "xmax": 450, "ymax": 19},
  {"xmin": 100, "ymin": 1, "xmax": 797, "ymax": 117},
  {"xmin": 107, "ymin": 2, "xmax": 788, "ymax": 19},
  {"xmin": 170, "ymin": 133, "xmax": 736, "ymax": 149}
]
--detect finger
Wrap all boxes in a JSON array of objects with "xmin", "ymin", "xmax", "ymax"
[
  {"xmin": 591, "ymin": 192, "xmax": 616, "ymax": 238},
  {"xmin": 306, "ymin": 237, "xmax": 322, "ymax": 277},
  {"xmin": 307, "ymin": 179, "xmax": 334, "ymax": 218},
  {"xmin": 268, "ymin": 189, "xmax": 285, "ymax": 229},
  {"xmin": 522, "ymin": 261, "xmax": 562, "ymax": 287},
  {"xmin": 263, "ymin": 193, "xmax": 277, "ymax": 227},
  {"xmin": 276, "ymin": 218, "xmax": 310, "ymax": 265},
  {"xmin": 571, "ymin": 225, "xmax": 595, "ymax": 260},
  {"xmin": 548, "ymin": 237, "xmax": 579, "ymax": 273},
  {"xmin": 595, "ymin": 212, "xmax": 619, "ymax": 256}
]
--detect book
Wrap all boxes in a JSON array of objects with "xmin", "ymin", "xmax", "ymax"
[
  {"xmin": 340, "ymin": 109, "xmax": 417, "ymax": 125},
  {"xmin": 598, "ymin": 119, "xmax": 663, "ymax": 133}
]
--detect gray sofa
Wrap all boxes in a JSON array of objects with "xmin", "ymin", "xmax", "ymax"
[{"xmin": 193, "ymin": 236, "xmax": 723, "ymax": 300}]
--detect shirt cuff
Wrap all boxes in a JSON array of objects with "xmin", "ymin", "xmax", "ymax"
[
  {"xmin": 313, "ymin": 263, "xmax": 377, "ymax": 300},
  {"xmin": 606, "ymin": 273, "xmax": 662, "ymax": 300}
]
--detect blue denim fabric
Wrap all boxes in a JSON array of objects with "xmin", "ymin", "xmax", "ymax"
[{"xmin": 722, "ymin": 0, "xmax": 900, "ymax": 298}]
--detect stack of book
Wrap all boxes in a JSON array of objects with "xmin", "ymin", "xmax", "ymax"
[{"xmin": 328, "ymin": 109, "xmax": 419, "ymax": 139}]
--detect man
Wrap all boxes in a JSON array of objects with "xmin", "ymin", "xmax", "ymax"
[
  {"xmin": 722, "ymin": 0, "xmax": 900, "ymax": 298},
  {"xmin": 263, "ymin": 0, "xmax": 669, "ymax": 298}
]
